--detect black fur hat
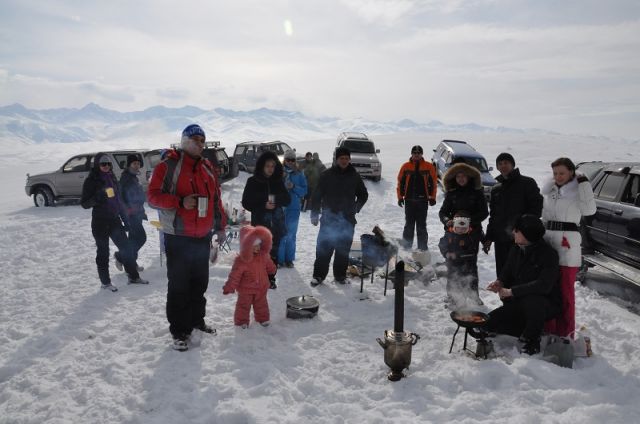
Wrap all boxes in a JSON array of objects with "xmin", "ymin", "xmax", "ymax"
[{"xmin": 514, "ymin": 214, "xmax": 545, "ymax": 243}]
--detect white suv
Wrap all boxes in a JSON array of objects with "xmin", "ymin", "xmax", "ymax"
[{"xmin": 335, "ymin": 132, "xmax": 382, "ymax": 182}]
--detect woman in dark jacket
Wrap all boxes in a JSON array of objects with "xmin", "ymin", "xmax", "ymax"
[
  {"xmin": 241, "ymin": 151, "xmax": 291, "ymax": 288},
  {"xmin": 80, "ymin": 153, "xmax": 146, "ymax": 291}
]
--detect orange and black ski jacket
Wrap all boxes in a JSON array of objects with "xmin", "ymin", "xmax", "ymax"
[{"xmin": 396, "ymin": 159, "xmax": 437, "ymax": 201}]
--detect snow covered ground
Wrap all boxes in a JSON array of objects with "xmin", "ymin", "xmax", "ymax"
[{"xmin": 1, "ymin": 131, "xmax": 640, "ymax": 423}]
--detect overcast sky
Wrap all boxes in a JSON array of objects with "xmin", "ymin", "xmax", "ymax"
[{"xmin": 1, "ymin": 0, "xmax": 639, "ymax": 138}]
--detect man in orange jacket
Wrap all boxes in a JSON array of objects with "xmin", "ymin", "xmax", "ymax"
[{"xmin": 396, "ymin": 145, "xmax": 438, "ymax": 251}]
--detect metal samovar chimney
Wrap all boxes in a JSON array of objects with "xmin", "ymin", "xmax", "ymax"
[{"xmin": 377, "ymin": 261, "xmax": 420, "ymax": 381}]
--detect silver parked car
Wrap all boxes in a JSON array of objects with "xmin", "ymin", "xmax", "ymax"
[
  {"xmin": 335, "ymin": 132, "xmax": 382, "ymax": 181},
  {"xmin": 25, "ymin": 150, "xmax": 147, "ymax": 207}
]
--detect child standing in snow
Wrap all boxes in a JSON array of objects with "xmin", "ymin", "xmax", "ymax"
[
  {"xmin": 223, "ymin": 225, "xmax": 276, "ymax": 328},
  {"xmin": 438, "ymin": 211, "xmax": 482, "ymax": 306}
]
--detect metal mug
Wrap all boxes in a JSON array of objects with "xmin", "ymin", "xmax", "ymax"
[
  {"xmin": 268, "ymin": 194, "xmax": 275, "ymax": 204},
  {"xmin": 197, "ymin": 196, "xmax": 208, "ymax": 218},
  {"xmin": 105, "ymin": 187, "xmax": 115, "ymax": 198}
]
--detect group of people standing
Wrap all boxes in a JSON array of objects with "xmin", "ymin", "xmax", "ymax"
[{"xmin": 396, "ymin": 145, "xmax": 596, "ymax": 355}]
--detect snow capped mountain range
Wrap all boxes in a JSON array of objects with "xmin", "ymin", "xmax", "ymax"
[{"xmin": 0, "ymin": 103, "xmax": 532, "ymax": 145}]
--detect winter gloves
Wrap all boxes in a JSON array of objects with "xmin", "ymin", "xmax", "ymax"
[
  {"xmin": 310, "ymin": 211, "xmax": 319, "ymax": 226},
  {"xmin": 398, "ymin": 199, "xmax": 404, "ymax": 207},
  {"xmin": 222, "ymin": 285, "xmax": 234, "ymax": 295},
  {"xmin": 429, "ymin": 198, "xmax": 436, "ymax": 207}
]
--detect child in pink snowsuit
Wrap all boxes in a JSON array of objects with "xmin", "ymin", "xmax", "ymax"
[{"xmin": 223, "ymin": 225, "xmax": 276, "ymax": 327}]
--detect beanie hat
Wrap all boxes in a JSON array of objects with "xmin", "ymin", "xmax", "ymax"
[
  {"xmin": 284, "ymin": 150, "xmax": 297, "ymax": 160},
  {"xmin": 411, "ymin": 145, "xmax": 423, "ymax": 154},
  {"xmin": 335, "ymin": 147, "xmax": 351, "ymax": 159},
  {"xmin": 514, "ymin": 214, "xmax": 545, "ymax": 243},
  {"xmin": 182, "ymin": 124, "xmax": 206, "ymax": 140},
  {"xmin": 126, "ymin": 154, "xmax": 141, "ymax": 167},
  {"xmin": 496, "ymin": 152, "xmax": 515, "ymax": 167},
  {"xmin": 97, "ymin": 154, "xmax": 112, "ymax": 165}
]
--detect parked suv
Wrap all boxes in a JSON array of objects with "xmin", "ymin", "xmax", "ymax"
[
  {"xmin": 144, "ymin": 141, "xmax": 238, "ymax": 185},
  {"xmin": 335, "ymin": 132, "xmax": 382, "ymax": 181},
  {"xmin": 25, "ymin": 150, "xmax": 147, "ymax": 207},
  {"xmin": 580, "ymin": 162, "xmax": 640, "ymax": 283},
  {"xmin": 431, "ymin": 139, "xmax": 495, "ymax": 199},
  {"xmin": 233, "ymin": 141, "xmax": 294, "ymax": 173}
]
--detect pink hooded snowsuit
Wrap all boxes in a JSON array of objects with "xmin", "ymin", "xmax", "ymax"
[{"xmin": 223, "ymin": 225, "xmax": 276, "ymax": 326}]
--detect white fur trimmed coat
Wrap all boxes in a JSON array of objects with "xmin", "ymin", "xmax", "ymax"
[{"xmin": 541, "ymin": 175, "xmax": 596, "ymax": 267}]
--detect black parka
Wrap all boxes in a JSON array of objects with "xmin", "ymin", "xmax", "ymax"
[
  {"xmin": 310, "ymin": 164, "xmax": 368, "ymax": 225},
  {"xmin": 438, "ymin": 163, "xmax": 489, "ymax": 228},
  {"xmin": 80, "ymin": 153, "xmax": 127, "ymax": 223}
]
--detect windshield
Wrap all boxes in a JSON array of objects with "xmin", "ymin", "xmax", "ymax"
[
  {"xmin": 343, "ymin": 140, "xmax": 375, "ymax": 154},
  {"xmin": 459, "ymin": 157, "xmax": 489, "ymax": 172}
]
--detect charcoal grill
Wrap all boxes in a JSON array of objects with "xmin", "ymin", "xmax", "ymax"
[
  {"xmin": 448, "ymin": 310, "xmax": 492, "ymax": 359},
  {"xmin": 359, "ymin": 226, "xmax": 398, "ymax": 296}
]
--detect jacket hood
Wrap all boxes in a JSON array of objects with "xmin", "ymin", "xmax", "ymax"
[
  {"xmin": 92, "ymin": 152, "xmax": 111, "ymax": 171},
  {"xmin": 254, "ymin": 151, "xmax": 284, "ymax": 179},
  {"xmin": 238, "ymin": 225, "xmax": 273, "ymax": 262},
  {"xmin": 443, "ymin": 163, "xmax": 483, "ymax": 191}
]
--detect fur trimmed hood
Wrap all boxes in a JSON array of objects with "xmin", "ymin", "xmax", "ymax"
[
  {"xmin": 238, "ymin": 225, "xmax": 273, "ymax": 262},
  {"xmin": 443, "ymin": 163, "xmax": 483, "ymax": 192}
]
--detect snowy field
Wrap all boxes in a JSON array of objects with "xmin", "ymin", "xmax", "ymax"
[{"xmin": 1, "ymin": 131, "xmax": 640, "ymax": 423}]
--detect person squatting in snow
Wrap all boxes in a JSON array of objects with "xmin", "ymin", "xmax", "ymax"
[
  {"xmin": 222, "ymin": 225, "xmax": 276, "ymax": 328},
  {"xmin": 277, "ymin": 149, "xmax": 307, "ymax": 268},
  {"xmin": 241, "ymin": 150, "xmax": 291, "ymax": 289},
  {"xmin": 541, "ymin": 157, "xmax": 596, "ymax": 338},
  {"xmin": 485, "ymin": 214, "xmax": 562, "ymax": 355},
  {"xmin": 147, "ymin": 124, "xmax": 226, "ymax": 351},
  {"xmin": 81, "ymin": 153, "xmax": 147, "ymax": 292},
  {"xmin": 310, "ymin": 146, "xmax": 368, "ymax": 286},
  {"xmin": 119, "ymin": 153, "xmax": 148, "ymax": 269},
  {"xmin": 438, "ymin": 211, "xmax": 482, "ymax": 307}
]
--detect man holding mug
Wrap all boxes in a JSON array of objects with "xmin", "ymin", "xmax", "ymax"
[
  {"xmin": 148, "ymin": 124, "xmax": 227, "ymax": 351},
  {"xmin": 81, "ymin": 153, "xmax": 147, "ymax": 292}
]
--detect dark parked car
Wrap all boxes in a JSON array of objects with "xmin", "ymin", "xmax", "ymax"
[
  {"xmin": 579, "ymin": 162, "xmax": 640, "ymax": 284},
  {"xmin": 431, "ymin": 139, "xmax": 496, "ymax": 199},
  {"xmin": 233, "ymin": 141, "xmax": 294, "ymax": 173}
]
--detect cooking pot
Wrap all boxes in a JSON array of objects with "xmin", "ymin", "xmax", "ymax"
[
  {"xmin": 286, "ymin": 295, "xmax": 319, "ymax": 319},
  {"xmin": 450, "ymin": 310, "xmax": 489, "ymax": 329}
]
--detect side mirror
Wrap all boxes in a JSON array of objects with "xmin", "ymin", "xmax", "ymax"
[
  {"xmin": 489, "ymin": 166, "xmax": 494, "ymax": 171},
  {"xmin": 432, "ymin": 149, "xmax": 436, "ymax": 152},
  {"xmin": 375, "ymin": 149, "xmax": 380, "ymax": 153}
]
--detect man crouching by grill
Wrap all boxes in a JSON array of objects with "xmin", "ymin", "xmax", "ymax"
[{"xmin": 484, "ymin": 214, "xmax": 562, "ymax": 355}]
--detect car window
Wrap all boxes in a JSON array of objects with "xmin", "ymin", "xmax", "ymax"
[
  {"xmin": 235, "ymin": 146, "xmax": 247, "ymax": 156},
  {"xmin": 216, "ymin": 150, "xmax": 227, "ymax": 162},
  {"xmin": 63, "ymin": 156, "xmax": 90, "ymax": 173},
  {"xmin": 112, "ymin": 153, "xmax": 132, "ymax": 169},
  {"xmin": 343, "ymin": 140, "xmax": 375, "ymax": 154},
  {"xmin": 280, "ymin": 143, "xmax": 292, "ymax": 152},
  {"xmin": 442, "ymin": 151, "xmax": 451, "ymax": 163},
  {"xmin": 621, "ymin": 174, "xmax": 640, "ymax": 204},
  {"xmin": 596, "ymin": 173, "xmax": 625, "ymax": 201},
  {"xmin": 145, "ymin": 151, "xmax": 163, "ymax": 169},
  {"xmin": 464, "ymin": 157, "xmax": 489, "ymax": 172}
]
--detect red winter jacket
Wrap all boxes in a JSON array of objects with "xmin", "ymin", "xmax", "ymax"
[
  {"xmin": 224, "ymin": 226, "xmax": 276, "ymax": 294},
  {"xmin": 147, "ymin": 149, "xmax": 226, "ymax": 238}
]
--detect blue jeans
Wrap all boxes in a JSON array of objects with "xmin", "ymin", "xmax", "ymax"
[{"xmin": 277, "ymin": 208, "xmax": 301, "ymax": 264}]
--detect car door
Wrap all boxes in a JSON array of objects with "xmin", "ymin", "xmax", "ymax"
[
  {"xmin": 56, "ymin": 155, "xmax": 92, "ymax": 196},
  {"xmin": 606, "ymin": 172, "xmax": 640, "ymax": 267},
  {"xmin": 589, "ymin": 171, "xmax": 626, "ymax": 254}
]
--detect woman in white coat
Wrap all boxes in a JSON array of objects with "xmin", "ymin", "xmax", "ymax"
[{"xmin": 541, "ymin": 157, "xmax": 596, "ymax": 337}]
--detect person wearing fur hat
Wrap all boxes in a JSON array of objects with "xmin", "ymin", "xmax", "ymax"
[
  {"xmin": 81, "ymin": 153, "xmax": 147, "ymax": 292},
  {"xmin": 396, "ymin": 145, "xmax": 438, "ymax": 251},
  {"xmin": 438, "ymin": 162, "xmax": 488, "ymax": 264},
  {"xmin": 222, "ymin": 225, "xmax": 276, "ymax": 328},
  {"xmin": 485, "ymin": 214, "xmax": 562, "ymax": 355},
  {"xmin": 309, "ymin": 147, "xmax": 368, "ymax": 286},
  {"xmin": 148, "ymin": 124, "xmax": 227, "ymax": 351},
  {"xmin": 118, "ymin": 153, "xmax": 147, "ymax": 269},
  {"xmin": 484, "ymin": 153, "xmax": 543, "ymax": 277},
  {"xmin": 277, "ymin": 150, "xmax": 307, "ymax": 267},
  {"xmin": 540, "ymin": 157, "xmax": 596, "ymax": 338},
  {"xmin": 438, "ymin": 211, "xmax": 482, "ymax": 306},
  {"xmin": 241, "ymin": 150, "xmax": 291, "ymax": 289}
]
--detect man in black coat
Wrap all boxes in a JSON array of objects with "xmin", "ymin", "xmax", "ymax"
[
  {"xmin": 310, "ymin": 147, "xmax": 368, "ymax": 286},
  {"xmin": 119, "ymin": 154, "xmax": 148, "ymax": 268},
  {"xmin": 81, "ymin": 153, "xmax": 147, "ymax": 291},
  {"xmin": 485, "ymin": 214, "xmax": 561, "ymax": 355},
  {"xmin": 483, "ymin": 153, "xmax": 543, "ymax": 276}
]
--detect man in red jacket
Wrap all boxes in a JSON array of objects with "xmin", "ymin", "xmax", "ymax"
[
  {"xmin": 148, "ymin": 124, "xmax": 226, "ymax": 351},
  {"xmin": 396, "ymin": 145, "xmax": 438, "ymax": 250}
]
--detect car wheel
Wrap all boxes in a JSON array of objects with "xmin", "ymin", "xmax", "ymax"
[{"xmin": 33, "ymin": 187, "xmax": 54, "ymax": 207}]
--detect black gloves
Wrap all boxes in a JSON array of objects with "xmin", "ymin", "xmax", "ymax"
[
  {"xmin": 398, "ymin": 199, "xmax": 404, "ymax": 207},
  {"xmin": 429, "ymin": 198, "xmax": 436, "ymax": 206}
]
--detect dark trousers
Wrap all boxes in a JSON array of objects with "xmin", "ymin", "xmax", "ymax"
[
  {"xmin": 493, "ymin": 240, "xmax": 512, "ymax": 277},
  {"xmin": 92, "ymin": 217, "xmax": 139, "ymax": 285},
  {"xmin": 313, "ymin": 212, "xmax": 355, "ymax": 281},
  {"xmin": 402, "ymin": 199, "xmax": 429, "ymax": 250},
  {"xmin": 127, "ymin": 215, "xmax": 147, "ymax": 261},
  {"xmin": 486, "ymin": 295, "xmax": 560, "ymax": 341},
  {"xmin": 165, "ymin": 233, "xmax": 212, "ymax": 337}
]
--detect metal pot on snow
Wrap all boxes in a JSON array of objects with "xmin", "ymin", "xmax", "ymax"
[{"xmin": 286, "ymin": 295, "xmax": 320, "ymax": 319}]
